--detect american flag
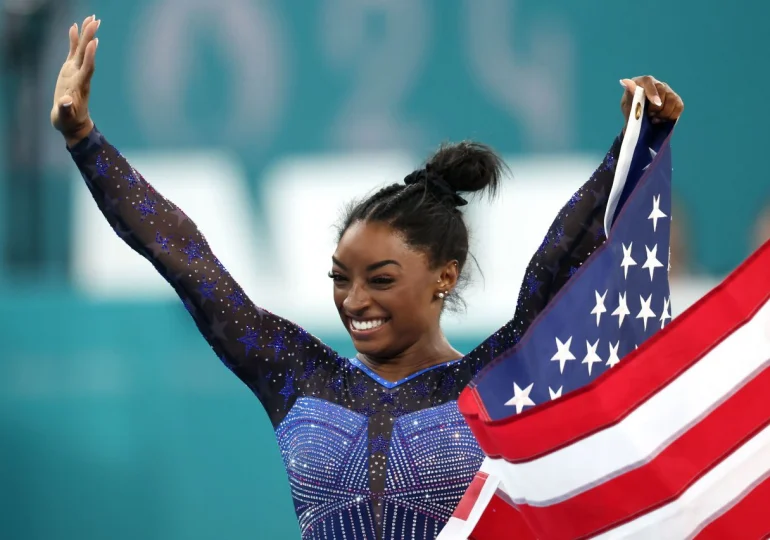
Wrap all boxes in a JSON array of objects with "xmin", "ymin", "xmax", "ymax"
[
  {"xmin": 440, "ymin": 89, "xmax": 770, "ymax": 539},
  {"xmin": 443, "ymin": 238, "xmax": 770, "ymax": 539},
  {"xmin": 470, "ymin": 88, "xmax": 674, "ymax": 423}
]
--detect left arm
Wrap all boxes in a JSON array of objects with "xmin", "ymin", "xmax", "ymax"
[
  {"xmin": 465, "ymin": 135, "xmax": 622, "ymax": 368},
  {"xmin": 466, "ymin": 76, "xmax": 684, "ymax": 368}
]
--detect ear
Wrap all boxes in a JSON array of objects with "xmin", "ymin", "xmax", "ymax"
[{"xmin": 435, "ymin": 260, "xmax": 460, "ymax": 296}]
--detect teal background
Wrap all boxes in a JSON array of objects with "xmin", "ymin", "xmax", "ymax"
[{"xmin": 0, "ymin": 1, "xmax": 767, "ymax": 539}]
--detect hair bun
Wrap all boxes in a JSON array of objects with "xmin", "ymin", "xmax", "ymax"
[
  {"xmin": 425, "ymin": 141, "xmax": 506, "ymax": 200},
  {"xmin": 403, "ymin": 168, "xmax": 468, "ymax": 207}
]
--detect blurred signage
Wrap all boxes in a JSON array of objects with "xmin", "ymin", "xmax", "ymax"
[{"xmin": 70, "ymin": 150, "xmax": 713, "ymax": 338}]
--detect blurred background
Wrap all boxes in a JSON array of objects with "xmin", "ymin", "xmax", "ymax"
[{"xmin": 0, "ymin": 1, "xmax": 768, "ymax": 538}]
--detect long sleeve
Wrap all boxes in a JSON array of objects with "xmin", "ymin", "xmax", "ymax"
[
  {"xmin": 466, "ymin": 133, "xmax": 623, "ymax": 369},
  {"xmin": 68, "ymin": 127, "xmax": 340, "ymax": 424}
]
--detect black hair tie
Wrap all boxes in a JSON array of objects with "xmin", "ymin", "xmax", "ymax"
[{"xmin": 403, "ymin": 168, "xmax": 468, "ymax": 207}]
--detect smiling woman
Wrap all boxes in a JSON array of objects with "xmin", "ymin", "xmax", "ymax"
[
  {"xmin": 329, "ymin": 142, "xmax": 504, "ymax": 380},
  {"xmin": 51, "ymin": 15, "xmax": 683, "ymax": 540},
  {"xmin": 332, "ymin": 221, "xmax": 459, "ymax": 373}
]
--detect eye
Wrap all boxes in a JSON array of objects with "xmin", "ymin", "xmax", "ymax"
[
  {"xmin": 328, "ymin": 271, "xmax": 348, "ymax": 283},
  {"xmin": 370, "ymin": 276, "xmax": 395, "ymax": 286}
]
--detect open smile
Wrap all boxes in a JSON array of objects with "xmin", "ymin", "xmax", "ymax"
[{"xmin": 348, "ymin": 318, "xmax": 390, "ymax": 337}]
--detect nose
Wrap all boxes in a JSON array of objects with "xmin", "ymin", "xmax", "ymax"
[{"xmin": 342, "ymin": 282, "xmax": 371, "ymax": 314}]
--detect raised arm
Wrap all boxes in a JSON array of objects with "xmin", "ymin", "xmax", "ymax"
[
  {"xmin": 464, "ymin": 135, "xmax": 623, "ymax": 371},
  {"xmin": 466, "ymin": 76, "xmax": 684, "ymax": 369},
  {"xmin": 51, "ymin": 16, "xmax": 339, "ymax": 425},
  {"xmin": 70, "ymin": 128, "xmax": 338, "ymax": 416}
]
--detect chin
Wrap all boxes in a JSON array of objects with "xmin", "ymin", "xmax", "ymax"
[{"xmin": 351, "ymin": 336, "xmax": 392, "ymax": 358}]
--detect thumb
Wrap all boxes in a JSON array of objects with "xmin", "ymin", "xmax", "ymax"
[{"xmin": 619, "ymin": 78, "xmax": 637, "ymax": 94}]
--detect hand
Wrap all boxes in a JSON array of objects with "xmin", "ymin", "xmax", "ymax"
[
  {"xmin": 51, "ymin": 15, "xmax": 101, "ymax": 146},
  {"xmin": 620, "ymin": 75, "xmax": 684, "ymax": 125}
]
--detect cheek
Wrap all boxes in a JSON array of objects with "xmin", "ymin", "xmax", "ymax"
[
  {"xmin": 389, "ymin": 282, "xmax": 435, "ymax": 321},
  {"xmin": 332, "ymin": 287, "xmax": 345, "ymax": 311}
]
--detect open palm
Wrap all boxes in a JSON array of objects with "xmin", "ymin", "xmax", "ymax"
[{"xmin": 51, "ymin": 15, "xmax": 100, "ymax": 141}]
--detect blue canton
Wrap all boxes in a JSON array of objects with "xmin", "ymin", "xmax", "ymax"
[{"xmin": 471, "ymin": 116, "xmax": 674, "ymax": 421}]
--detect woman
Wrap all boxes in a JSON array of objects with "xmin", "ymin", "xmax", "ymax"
[{"xmin": 52, "ymin": 16, "xmax": 683, "ymax": 540}]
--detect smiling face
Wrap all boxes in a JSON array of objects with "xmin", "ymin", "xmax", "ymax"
[{"xmin": 331, "ymin": 220, "xmax": 456, "ymax": 360}]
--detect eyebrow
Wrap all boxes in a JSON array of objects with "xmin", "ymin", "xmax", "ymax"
[{"xmin": 331, "ymin": 257, "xmax": 402, "ymax": 272}]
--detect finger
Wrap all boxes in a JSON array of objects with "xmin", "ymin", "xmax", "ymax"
[
  {"xmin": 80, "ymin": 14, "xmax": 95, "ymax": 38},
  {"xmin": 672, "ymin": 100, "xmax": 684, "ymax": 120},
  {"xmin": 657, "ymin": 96, "xmax": 679, "ymax": 121},
  {"xmin": 631, "ymin": 76, "xmax": 662, "ymax": 107},
  {"xmin": 82, "ymin": 38, "xmax": 98, "ymax": 79},
  {"xmin": 639, "ymin": 77, "xmax": 663, "ymax": 108},
  {"xmin": 75, "ymin": 18, "xmax": 100, "ymax": 67},
  {"xmin": 663, "ymin": 100, "xmax": 684, "ymax": 122},
  {"xmin": 67, "ymin": 23, "xmax": 78, "ymax": 59},
  {"xmin": 620, "ymin": 78, "xmax": 637, "ymax": 95}
]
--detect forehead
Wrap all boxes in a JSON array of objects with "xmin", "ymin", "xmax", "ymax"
[{"xmin": 335, "ymin": 221, "xmax": 426, "ymax": 266}]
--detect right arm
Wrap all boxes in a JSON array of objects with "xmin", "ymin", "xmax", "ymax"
[
  {"xmin": 51, "ymin": 16, "xmax": 338, "ymax": 422},
  {"xmin": 68, "ymin": 126, "xmax": 339, "ymax": 419}
]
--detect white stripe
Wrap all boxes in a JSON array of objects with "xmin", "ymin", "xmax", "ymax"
[
  {"xmin": 594, "ymin": 420, "xmax": 770, "ymax": 539},
  {"xmin": 493, "ymin": 297, "xmax": 770, "ymax": 504},
  {"xmin": 604, "ymin": 86, "xmax": 646, "ymax": 236},
  {"xmin": 437, "ymin": 458, "xmax": 505, "ymax": 540},
  {"xmin": 437, "ymin": 517, "xmax": 471, "ymax": 540}
]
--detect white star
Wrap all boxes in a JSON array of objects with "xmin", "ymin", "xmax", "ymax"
[
  {"xmin": 606, "ymin": 341, "xmax": 621, "ymax": 368},
  {"xmin": 648, "ymin": 194, "xmax": 667, "ymax": 232},
  {"xmin": 504, "ymin": 382, "xmax": 535, "ymax": 414},
  {"xmin": 660, "ymin": 297, "xmax": 672, "ymax": 328},
  {"xmin": 620, "ymin": 243, "xmax": 637, "ymax": 279},
  {"xmin": 551, "ymin": 336, "xmax": 576, "ymax": 374},
  {"xmin": 612, "ymin": 292, "xmax": 631, "ymax": 327},
  {"xmin": 591, "ymin": 290, "xmax": 608, "ymax": 326},
  {"xmin": 642, "ymin": 244, "xmax": 664, "ymax": 280},
  {"xmin": 582, "ymin": 339, "xmax": 603, "ymax": 376},
  {"xmin": 549, "ymin": 386, "xmax": 563, "ymax": 400},
  {"xmin": 636, "ymin": 294, "xmax": 657, "ymax": 331},
  {"xmin": 643, "ymin": 147, "xmax": 658, "ymax": 171}
]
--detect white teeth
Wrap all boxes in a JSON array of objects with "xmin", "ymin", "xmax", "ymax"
[{"xmin": 350, "ymin": 319, "xmax": 386, "ymax": 331}]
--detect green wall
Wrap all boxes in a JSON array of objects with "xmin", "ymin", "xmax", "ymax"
[{"xmin": 0, "ymin": 1, "xmax": 767, "ymax": 538}]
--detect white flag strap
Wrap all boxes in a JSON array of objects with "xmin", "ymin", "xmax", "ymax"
[{"xmin": 604, "ymin": 85, "xmax": 647, "ymax": 236}]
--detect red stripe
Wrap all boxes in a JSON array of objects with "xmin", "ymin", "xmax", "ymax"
[
  {"xmin": 452, "ymin": 471, "xmax": 490, "ymax": 521},
  {"xmin": 463, "ymin": 479, "xmax": 770, "ymax": 540},
  {"xmin": 510, "ymin": 364, "xmax": 770, "ymax": 539},
  {"xmin": 695, "ymin": 474, "xmax": 770, "ymax": 539},
  {"xmin": 459, "ymin": 239, "xmax": 770, "ymax": 462}
]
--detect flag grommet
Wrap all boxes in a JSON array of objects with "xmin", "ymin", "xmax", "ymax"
[{"xmin": 635, "ymin": 102, "xmax": 642, "ymax": 119}]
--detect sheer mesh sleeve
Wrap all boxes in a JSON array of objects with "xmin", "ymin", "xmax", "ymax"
[
  {"xmin": 68, "ymin": 127, "xmax": 339, "ymax": 424},
  {"xmin": 466, "ymin": 133, "xmax": 623, "ymax": 369}
]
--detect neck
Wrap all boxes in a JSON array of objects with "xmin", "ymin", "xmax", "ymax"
[{"xmin": 357, "ymin": 331, "xmax": 463, "ymax": 383}]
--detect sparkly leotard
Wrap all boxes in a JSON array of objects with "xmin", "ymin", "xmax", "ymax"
[{"xmin": 69, "ymin": 128, "xmax": 620, "ymax": 540}]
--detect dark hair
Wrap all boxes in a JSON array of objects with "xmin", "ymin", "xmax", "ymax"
[{"xmin": 337, "ymin": 141, "xmax": 507, "ymax": 312}]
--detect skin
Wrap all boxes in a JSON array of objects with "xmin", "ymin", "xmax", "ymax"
[
  {"xmin": 52, "ymin": 15, "xmax": 686, "ymax": 383},
  {"xmin": 331, "ymin": 221, "xmax": 461, "ymax": 381}
]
